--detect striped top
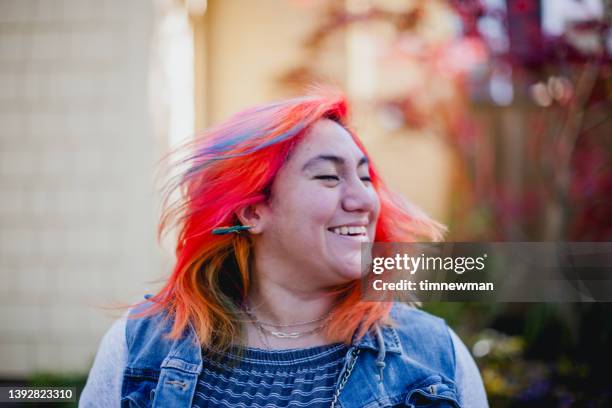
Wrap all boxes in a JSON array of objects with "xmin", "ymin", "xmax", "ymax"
[{"xmin": 192, "ymin": 343, "xmax": 349, "ymax": 408}]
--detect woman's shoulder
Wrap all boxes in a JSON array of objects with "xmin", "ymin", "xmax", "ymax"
[
  {"xmin": 124, "ymin": 300, "xmax": 172, "ymax": 346},
  {"xmin": 387, "ymin": 302, "xmax": 489, "ymax": 406},
  {"xmin": 389, "ymin": 302, "xmax": 450, "ymax": 337},
  {"xmin": 388, "ymin": 303, "xmax": 456, "ymax": 364},
  {"xmin": 123, "ymin": 299, "xmax": 204, "ymax": 370}
]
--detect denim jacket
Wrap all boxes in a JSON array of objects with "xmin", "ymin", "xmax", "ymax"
[{"xmin": 121, "ymin": 299, "xmax": 461, "ymax": 408}]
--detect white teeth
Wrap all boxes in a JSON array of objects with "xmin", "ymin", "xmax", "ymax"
[{"xmin": 331, "ymin": 226, "xmax": 367, "ymax": 236}]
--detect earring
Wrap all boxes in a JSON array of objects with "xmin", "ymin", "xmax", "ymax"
[{"xmin": 211, "ymin": 224, "xmax": 254, "ymax": 235}]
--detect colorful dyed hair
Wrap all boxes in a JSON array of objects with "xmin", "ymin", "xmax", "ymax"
[{"xmin": 137, "ymin": 87, "xmax": 446, "ymax": 356}]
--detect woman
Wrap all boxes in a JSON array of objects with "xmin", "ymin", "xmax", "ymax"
[{"xmin": 80, "ymin": 89, "xmax": 488, "ymax": 407}]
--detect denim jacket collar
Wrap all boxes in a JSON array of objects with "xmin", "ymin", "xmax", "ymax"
[{"xmin": 352, "ymin": 323, "xmax": 403, "ymax": 355}]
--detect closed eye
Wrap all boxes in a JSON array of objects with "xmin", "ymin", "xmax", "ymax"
[
  {"xmin": 361, "ymin": 176, "xmax": 372, "ymax": 182},
  {"xmin": 314, "ymin": 175, "xmax": 340, "ymax": 181}
]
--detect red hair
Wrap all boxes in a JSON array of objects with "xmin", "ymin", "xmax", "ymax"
[{"xmin": 138, "ymin": 87, "xmax": 445, "ymax": 355}]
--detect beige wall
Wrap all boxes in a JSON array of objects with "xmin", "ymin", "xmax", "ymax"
[
  {"xmin": 202, "ymin": 0, "xmax": 324, "ymax": 126},
  {"xmin": 352, "ymin": 113, "xmax": 452, "ymax": 223},
  {"xmin": 0, "ymin": 0, "xmax": 161, "ymax": 376}
]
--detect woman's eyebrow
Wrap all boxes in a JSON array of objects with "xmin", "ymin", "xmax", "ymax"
[{"xmin": 301, "ymin": 154, "xmax": 369, "ymax": 171}]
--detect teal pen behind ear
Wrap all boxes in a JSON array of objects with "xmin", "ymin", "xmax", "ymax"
[{"xmin": 212, "ymin": 225, "xmax": 253, "ymax": 235}]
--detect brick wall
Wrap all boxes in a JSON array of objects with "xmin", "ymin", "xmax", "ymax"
[{"xmin": 0, "ymin": 0, "xmax": 162, "ymax": 376}]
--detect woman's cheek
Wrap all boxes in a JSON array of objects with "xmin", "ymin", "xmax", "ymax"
[{"xmin": 302, "ymin": 188, "xmax": 338, "ymax": 215}]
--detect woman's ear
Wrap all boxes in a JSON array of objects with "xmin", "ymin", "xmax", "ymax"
[{"xmin": 235, "ymin": 204, "xmax": 266, "ymax": 234}]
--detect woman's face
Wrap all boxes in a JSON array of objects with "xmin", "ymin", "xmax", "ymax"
[{"xmin": 253, "ymin": 118, "xmax": 380, "ymax": 287}]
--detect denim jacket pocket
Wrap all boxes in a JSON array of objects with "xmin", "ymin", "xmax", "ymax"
[
  {"xmin": 121, "ymin": 368, "xmax": 159, "ymax": 408},
  {"xmin": 403, "ymin": 375, "xmax": 461, "ymax": 408}
]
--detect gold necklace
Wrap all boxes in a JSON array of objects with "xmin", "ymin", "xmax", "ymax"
[
  {"xmin": 243, "ymin": 305, "xmax": 334, "ymax": 328},
  {"xmin": 242, "ymin": 306, "xmax": 331, "ymax": 339},
  {"xmin": 253, "ymin": 318, "xmax": 272, "ymax": 349}
]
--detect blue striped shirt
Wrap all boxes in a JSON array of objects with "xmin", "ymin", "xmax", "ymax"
[{"xmin": 192, "ymin": 343, "xmax": 349, "ymax": 408}]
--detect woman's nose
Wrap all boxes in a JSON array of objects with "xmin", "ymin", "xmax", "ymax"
[{"xmin": 341, "ymin": 176, "xmax": 378, "ymax": 213}]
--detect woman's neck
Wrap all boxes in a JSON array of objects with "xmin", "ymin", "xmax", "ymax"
[{"xmin": 242, "ymin": 272, "xmax": 341, "ymax": 350}]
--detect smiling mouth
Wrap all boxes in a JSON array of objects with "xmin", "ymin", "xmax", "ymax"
[{"xmin": 328, "ymin": 225, "xmax": 368, "ymax": 237}]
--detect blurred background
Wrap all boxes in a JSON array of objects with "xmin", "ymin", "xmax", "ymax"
[{"xmin": 0, "ymin": 0, "xmax": 611, "ymax": 406}]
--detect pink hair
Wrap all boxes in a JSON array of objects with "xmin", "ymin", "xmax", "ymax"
[{"xmin": 135, "ymin": 87, "xmax": 446, "ymax": 354}]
